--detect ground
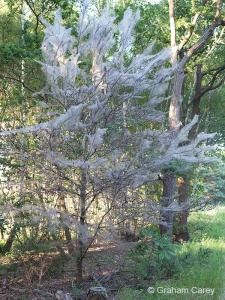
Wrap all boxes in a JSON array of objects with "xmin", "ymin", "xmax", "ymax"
[{"xmin": 0, "ymin": 240, "xmax": 137, "ymax": 300}]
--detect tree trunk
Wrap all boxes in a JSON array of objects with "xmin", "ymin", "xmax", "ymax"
[
  {"xmin": 58, "ymin": 190, "xmax": 75, "ymax": 255},
  {"xmin": 160, "ymin": 0, "xmax": 181, "ymax": 239},
  {"xmin": 2, "ymin": 225, "xmax": 18, "ymax": 253},
  {"xmin": 174, "ymin": 176, "xmax": 190, "ymax": 241},
  {"xmin": 76, "ymin": 168, "xmax": 87, "ymax": 287},
  {"xmin": 86, "ymin": 287, "xmax": 108, "ymax": 300},
  {"xmin": 175, "ymin": 64, "xmax": 202, "ymax": 241},
  {"xmin": 159, "ymin": 172, "xmax": 176, "ymax": 239},
  {"xmin": 64, "ymin": 226, "xmax": 74, "ymax": 255},
  {"xmin": 76, "ymin": 256, "xmax": 84, "ymax": 288}
]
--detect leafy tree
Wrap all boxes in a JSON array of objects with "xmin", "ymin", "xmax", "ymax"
[{"xmin": 160, "ymin": 0, "xmax": 225, "ymax": 239}]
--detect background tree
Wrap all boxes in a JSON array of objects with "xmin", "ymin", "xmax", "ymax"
[{"xmin": 159, "ymin": 0, "xmax": 225, "ymax": 239}]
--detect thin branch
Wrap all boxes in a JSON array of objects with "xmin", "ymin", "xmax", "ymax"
[
  {"xmin": 185, "ymin": 64, "xmax": 225, "ymax": 112},
  {"xmin": 178, "ymin": 12, "xmax": 201, "ymax": 52},
  {"xmin": 169, "ymin": 0, "xmax": 176, "ymax": 48},
  {"xmin": 181, "ymin": 18, "xmax": 225, "ymax": 68},
  {"xmin": 3, "ymin": 75, "xmax": 34, "ymax": 93},
  {"xmin": 82, "ymin": 206, "xmax": 112, "ymax": 259},
  {"xmin": 24, "ymin": 0, "xmax": 42, "ymax": 33},
  {"xmin": 215, "ymin": 0, "xmax": 221, "ymax": 18}
]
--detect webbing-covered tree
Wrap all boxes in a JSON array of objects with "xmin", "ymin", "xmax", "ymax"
[
  {"xmin": 1, "ymin": 1, "xmax": 172, "ymax": 285},
  {"xmin": 0, "ymin": 0, "xmax": 217, "ymax": 285}
]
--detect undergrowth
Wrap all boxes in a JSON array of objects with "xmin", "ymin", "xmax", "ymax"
[{"xmin": 120, "ymin": 205, "xmax": 225, "ymax": 300}]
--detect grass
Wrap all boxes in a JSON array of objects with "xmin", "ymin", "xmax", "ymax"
[{"xmin": 119, "ymin": 206, "xmax": 225, "ymax": 300}]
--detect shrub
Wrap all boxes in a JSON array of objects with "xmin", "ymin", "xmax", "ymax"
[{"xmin": 129, "ymin": 225, "xmax": 181, "ymax": 284}]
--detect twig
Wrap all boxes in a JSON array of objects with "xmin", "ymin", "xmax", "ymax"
[
  {"xmin": 99, "ymin": 269, "xmax": 120, "ymax": 284},
  {"xmin": 8, "ymin": 286, "xmax": 54, "ymax": 298}
]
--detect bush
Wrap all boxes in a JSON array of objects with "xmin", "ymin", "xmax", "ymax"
[{"xmin": 128, "ymin": 225, "xmax": 181, "ymax": 284}]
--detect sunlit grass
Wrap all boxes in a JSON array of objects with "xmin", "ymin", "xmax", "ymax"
[{"xmin": 119, "ymin": 205, "xmax": 225, "ymax": 300}]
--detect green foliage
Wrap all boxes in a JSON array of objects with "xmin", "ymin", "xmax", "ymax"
[
  {"xmin": 190, "ymin": 150, "xmax": 225, "ymax": 208},
  {"xmin": 129, "ymin": 225, "xmax": 181, "ymax": 283},
  {"xmin": 140, "ymin": 225, "xmax": 180, "ymax": 258},
  {"xmin": 120, "ymin": 206, "xmax": 225, "ymax": 299},
  {"xmin": 114, "ymin": 1, "xmax": 170, "ymax": 54},
  {"xmin": 71, "ymin": 281, "xmax": 82, "ymax": 298},
  {"xmin": 119, "ymin": 288, "xmax": 149, "ymax": 300},
  {"xmin": 162, "ymin": 161, "xmax": 193, "ymax": 177},
  {"xmin": 12, "ymin": 232, "xmax": 55, "ymax": 257}
]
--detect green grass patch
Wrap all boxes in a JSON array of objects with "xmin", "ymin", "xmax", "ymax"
[{"xmin": 119, "ymin": 206, "xmax": 225, "ymax": 300}]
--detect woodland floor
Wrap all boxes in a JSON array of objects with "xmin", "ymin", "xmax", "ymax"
[{"xmin": 0, "ymin": 240, "xmax": 138, "ymax": 300}]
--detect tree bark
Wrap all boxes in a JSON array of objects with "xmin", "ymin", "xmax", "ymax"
[
  {"xmin": 58, "ymin": 188, "xmax": 75, "ymax": 255},
  {"xmin": 159, "ymin": 172, "xmax": 176, "ymax": 239},
  {"xmin": 174, "ymin": 64, "xmax": 202, "ymax": 241},
  {"xmin": 160, "ymin": 0, "xmax": 180, "ymax": 239},
  {"xmin": 175, "ymin": 176, "xmax": 191, "ymax": 241},
  {"xmin": 2, "ymin": 225, "xmax": 18, "ymax": 253},
  {"xmin": 76, "ymin": 168, "xmax": 87, "ymax": 287}
]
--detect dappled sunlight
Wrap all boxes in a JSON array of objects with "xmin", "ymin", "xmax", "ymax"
[
  {"xmin": 200, "ymin": 238, "xmax": 225, "ymax": 251},
  {"xmin": 88, "ymin": 242, "xmax": 116, "ymax": 252},
  {"xmin": 180, "ymin": 238, "xmax": 225, "ymax": 254}
]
